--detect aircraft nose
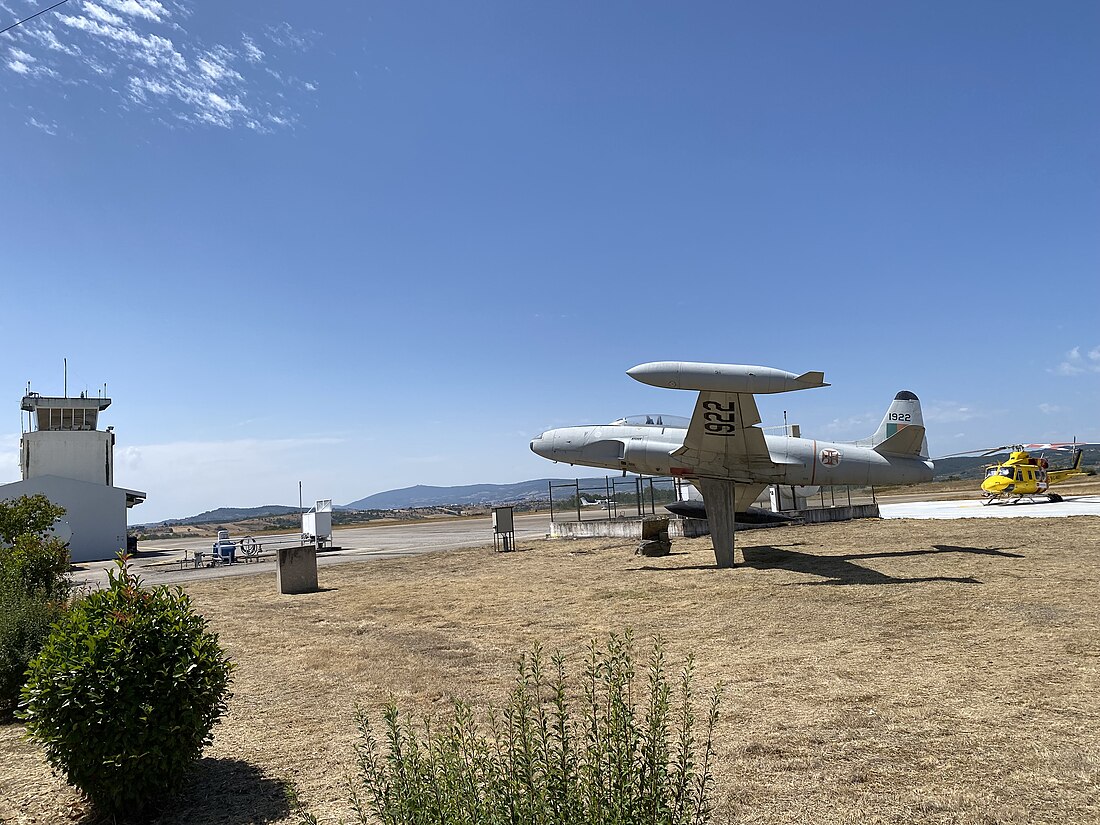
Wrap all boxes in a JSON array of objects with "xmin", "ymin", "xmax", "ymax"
[{"xmin": 530, "ymin": 432, "xmax": 553, "ymax": 459}]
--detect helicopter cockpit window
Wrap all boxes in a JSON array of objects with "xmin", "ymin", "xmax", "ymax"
[
  {"xmin": 609, "ymin": 415, "xmax": 691, "ymax": 428},
  {"xmin": 995, "ymin": 468, "xmax": 1014, "ymax": 478}
]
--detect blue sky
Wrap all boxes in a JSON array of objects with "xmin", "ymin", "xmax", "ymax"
[{"xmin": 2, "ymin": 0, "xmax": 1098, "ymax": 521}]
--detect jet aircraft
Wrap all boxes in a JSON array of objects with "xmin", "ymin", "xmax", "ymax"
[{"xmin": 530, "ymin": 361, "xmax": 934, "ymax": 568}]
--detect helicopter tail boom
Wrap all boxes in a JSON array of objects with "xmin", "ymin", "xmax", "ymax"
[{"xmin": 1046, "ymin": 448, "xmax": 1086, "ymax": 485}]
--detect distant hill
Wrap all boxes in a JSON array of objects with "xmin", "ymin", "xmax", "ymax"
[
  {"xmin": 344, "ymin": 478, "xmax": 618, "ymax": 510},
  {"xmin": 146, "ymin": 504, "xmax": 302, "ymax": 527}
]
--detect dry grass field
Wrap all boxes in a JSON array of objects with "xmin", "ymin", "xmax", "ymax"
[{"xmin": 3, "ymin": 515, "xmax": 1099, "ymax": 824}]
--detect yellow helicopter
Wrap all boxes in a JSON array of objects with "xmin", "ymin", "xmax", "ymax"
[{"xmin": 970, "ymin": 442, "xmax": 1090, "ymax": 504}]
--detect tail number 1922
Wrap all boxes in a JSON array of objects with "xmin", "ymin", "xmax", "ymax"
[{"xmin": 702, "ymin": 399, "xmax": 737, "ymax": 435}]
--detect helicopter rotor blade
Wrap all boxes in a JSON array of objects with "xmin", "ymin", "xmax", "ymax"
[{"xmin": 932, "ymin": 441, "xmax": 1099, "ymax": 461}]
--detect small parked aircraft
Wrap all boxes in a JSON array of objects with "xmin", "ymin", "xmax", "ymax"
[{"xmin": 531, "ymin": 361, "xmax": 934, "ymax": 568}]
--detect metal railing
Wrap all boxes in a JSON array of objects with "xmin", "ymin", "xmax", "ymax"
[{"xmin": 547, "ymin": 476, "xmax": 677, "ymax": 523}]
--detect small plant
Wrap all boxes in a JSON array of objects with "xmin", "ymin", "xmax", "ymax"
[
  {"xmin": 18, "ymin": 556, "xmax": 234, "ymax": 819},
  {"xmin": 353, "ymin": 633, "xmax": 722, "ymax": 825}
]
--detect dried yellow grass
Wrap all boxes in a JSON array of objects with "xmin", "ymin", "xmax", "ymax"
[{"xmin": 3, "ymin": 515, "xmax": 1099, "ymax": 824}]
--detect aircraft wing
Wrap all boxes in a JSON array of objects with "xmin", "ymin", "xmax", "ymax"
[{"xmin": 672, "ymin": 390, "xmax": 775, "ymax": 473}]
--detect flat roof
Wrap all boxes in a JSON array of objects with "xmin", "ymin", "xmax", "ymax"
[{"xmin": 21, "ymin": 395, "xmax": 112, "ymax": 412}]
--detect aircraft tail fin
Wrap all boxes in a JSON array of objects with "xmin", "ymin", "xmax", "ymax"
[{"xmin": 863, "ymin": 391, "xmax": 929, "ymax": 457}]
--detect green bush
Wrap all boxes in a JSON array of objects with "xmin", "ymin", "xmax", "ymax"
[
  {"xmin": 353, "ymin": 633, "xmax": 722, "ymax": 825},
  {"xmin": 0, "ymin": 495, "xmax": 71, "ymax": 718},
  {"xmin": 0, "ymin": 493, "xmax": 66, "ymax": 545},
  {"xmin": 18, "ymin": 558, "xmax": 234, "ymax": 818},
  {"xmin": 0, "ymin": 579, "xmax": 66, "ymax": 718}
]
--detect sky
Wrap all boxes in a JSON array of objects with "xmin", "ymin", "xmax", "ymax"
[{"xmin": 1, "ymin": 0, "xmax": 1098, "ymax": 522}]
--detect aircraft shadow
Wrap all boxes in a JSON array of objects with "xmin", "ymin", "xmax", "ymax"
[
  {"xmin": 632, "ymin": 545, "xmax": 1021, "ymax": 584},
  {"xmin": 740, "ymin": 544, "xmax": 1022, "ymax": 586}
]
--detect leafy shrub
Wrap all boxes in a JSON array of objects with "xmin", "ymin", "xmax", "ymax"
[
  {"xmin": 0, "ymin": 579, "xmax": 66, "ymax": 718},
  {"xmin": 0, "ymin": 495, "xmax": 70, "ymax": 718},
  {"xmin": 353, "ymin": 633, "xmax": 722, "ymax": 825},
  {"xmin": 0, "ymin": 493, "xmax": 66, "ymax": 545},
  {"xmin": 19, "ymin": 558, "xmax": 234, "ymax": 818}
]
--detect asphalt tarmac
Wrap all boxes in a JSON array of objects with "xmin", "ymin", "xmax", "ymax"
[
  {"xmin": 72, "ymin": 512, "xmax": 554, "ymax": 589},
  {"xmin": 72, "ymin": 495, "xmax": 1100, "ymax": 589}
]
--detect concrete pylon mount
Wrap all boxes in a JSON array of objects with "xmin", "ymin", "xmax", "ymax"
[{"xmin": 697, "ymin": 477, "xmax": 737, "ymax": 568}]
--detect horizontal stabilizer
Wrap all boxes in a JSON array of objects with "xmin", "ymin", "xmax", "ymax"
[
  {"xmin": 873, "ymin": 424, "xmax": 927, "ymax": 457},
  {"xmin": 795, "ymin": 370, "xmax": 828, "ymax": 387}
]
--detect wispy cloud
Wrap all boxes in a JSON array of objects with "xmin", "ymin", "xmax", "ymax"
[
  {"xmin": 4, "ymin": 1, "xmax": 318, "ymax": 131},
  {"xmin": 821, "ymin": 413, "xmax": 878, "ymax": 435},
  {"xmin": 1052, "ymin": 345, "xmax": 1100, "ymax": 377},
  {"xmin": 114, "ymin": 435, "xmax": 347, "ymax": 519},
  {"xmin": 1038, "ymin": 403, "xmax": 1064, "ymax": 415},
  {"xmin": 27, "ymin": 115, "xmax": 58, "ymax": 135},
  {"xmin": 6, "ymin": 45, "xmax": 58, "ymax": 77},
  {"xmin": 922, "ymin": 401, "xmax": 982, "ymax": 424}
]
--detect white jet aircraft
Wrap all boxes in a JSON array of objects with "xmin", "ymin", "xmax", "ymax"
[{"xmin": 530, "ymin": 361, "xmax": 934, "ymax": 568}]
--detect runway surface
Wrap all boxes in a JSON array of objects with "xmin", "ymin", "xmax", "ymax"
[
  {"xmin": 880, "ymin": 494, "xmax": 1100, "ymax": 519},
  {"xmin": 73, "ymin": 496, "xmax": 1100, "ymax": 588},
  {"xmin": 73, "ymin": 512, "xmax": 554, "ymax": 589}
]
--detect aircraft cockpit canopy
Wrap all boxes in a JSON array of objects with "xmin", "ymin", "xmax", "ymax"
[
  {"xmin": 985, "ymin": 467, "xmax": 1015, "ymax": 479},
  {"xmin": 609, "ymin": 414, "xmax": 690, "ymax": 428}
]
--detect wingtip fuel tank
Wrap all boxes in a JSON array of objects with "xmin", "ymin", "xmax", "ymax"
[{"xmin": 626, "ymin": 361, "xmax": 829, "ymax": 395}]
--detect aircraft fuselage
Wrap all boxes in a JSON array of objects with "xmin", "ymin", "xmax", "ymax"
[{"xmin": 530, "ymin": 425, "xmax": 934, "ymax": 486}]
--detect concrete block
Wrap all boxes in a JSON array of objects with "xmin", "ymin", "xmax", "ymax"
[
  {"xmin": 641, "ymin": 516, "xmax": 670, "ymax": 540},
  {"xmin": 276, "ymin": 545, "xmax": 318, "ymax": 595}
]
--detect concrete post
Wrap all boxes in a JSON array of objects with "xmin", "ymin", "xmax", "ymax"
[
  {"xmin": 276, "ymin": 545, "xmax": 318, "ymax": 594},
  {"xmin": 698, "ymin": 477, "xmax": 737, "ymax": 568}
]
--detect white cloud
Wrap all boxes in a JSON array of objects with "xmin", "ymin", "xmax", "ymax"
[
  {"xmin": 241, "ymin": 34, "xmax": 263, "ymax": 64},
  {"xmin": 1038, "ymin": 403, "xmax": 1064, "ymax": 415},
  {"xmin": 6, "ymin": 46, "xmax": 57, "ymax": 78},
  {"xmin": 84, "ymin": 3, "xmax": 126, "ymax": 27},
  {"xmin": 1053, "ymin": 345, "xmax": 1100, "ymax": 376},
  {"xmin": 97, "ymin": 0, "xmax": 170, "ymax": 23},
  {"xmin": 26, "ymin": 25, "xmax": 83, "ymax": 57},
  {"xmin": 5, "ymin": 5, "xmax": 316, "ymax": 132},
  {"xmin": 27, "ymin": 116, "xmax": 58, "ymax": 135}
]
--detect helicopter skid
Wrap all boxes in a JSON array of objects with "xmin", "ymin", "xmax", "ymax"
[{"xmin": 982, "ymin": 493, "xmax": 1058, "ymax": 506}]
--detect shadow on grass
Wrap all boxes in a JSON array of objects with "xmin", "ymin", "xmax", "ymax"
[
  {"xmin": 149, "ymin": 757, "xmax": 291, "ymax": 825},
  {"xmin": 633, "ymin": 545, "xmax": 1022, "ymax": 584},
  {"xmin": 741, "ymin": 544, "xmax": 1021, "ymax": 585}
]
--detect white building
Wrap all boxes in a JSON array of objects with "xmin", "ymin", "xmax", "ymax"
[{"xmin": 1, "ymin": 392, "xmax": 146, "ymax": 563}]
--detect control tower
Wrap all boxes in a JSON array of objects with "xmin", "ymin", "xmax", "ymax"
[{"xmin": 1, "ymin": 390, "xmax": 146, "ymax": 562}]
